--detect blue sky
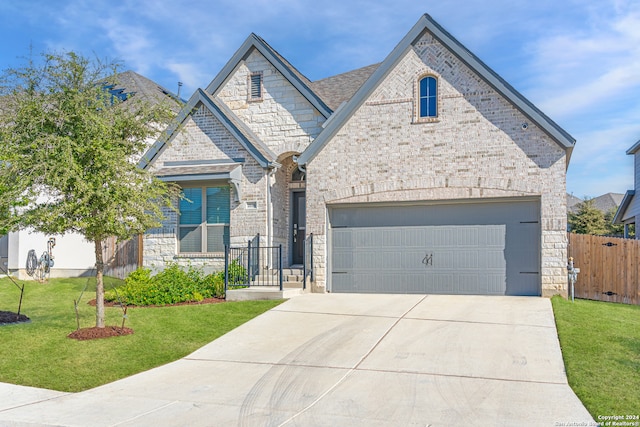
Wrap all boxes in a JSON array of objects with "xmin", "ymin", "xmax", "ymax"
[{"xmin": 1, "ymin": 0, "xmax": 639, "ymax": 199}]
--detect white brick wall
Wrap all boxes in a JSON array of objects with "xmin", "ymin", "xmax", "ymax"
[
  {"xmin": 144, "ymin": 106, "xmax": 269, "ymax": 274},
  {"xmin": 306, "ymin": 32, "xmax": 569, "ymax": 296}
]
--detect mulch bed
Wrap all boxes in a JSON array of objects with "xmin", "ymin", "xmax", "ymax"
[
  {"xmin": 2, "ymin": 298, "xmax": 225, "ymax": 339},
  {"xmin": 68, "ymin": 326, "xmax": 134, "ymax": 340},
  {"xmin": 86, "ymin": 297, "xmax": 225, "ymax": 308},
  {"xmin": 0, "ymin": 310, "xmax": 30, "ymax": 325},
  {"xmin": 67, "ymin": 297, "xmax": 225, "ymax": 340}
]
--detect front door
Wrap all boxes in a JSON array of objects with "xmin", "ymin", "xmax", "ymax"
[{"xmin": 292, "ymin": 191, "xmax": 306, "ymax": 265}]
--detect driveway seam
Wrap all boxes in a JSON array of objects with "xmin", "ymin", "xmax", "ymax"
[
  {"xmin": 402, "ymin": 317, "xmax": 556, "ymax": 328},
  {"xmin": 270, "ymin": 308, "xmax": 406, "ymax": 320},
  {"xmin": 354, "ymin": 367, "xmax": 568, "ymax": 385},
  {"xmin": 277, "ymin": 295, "xmax": 428, "ymax": 426}
]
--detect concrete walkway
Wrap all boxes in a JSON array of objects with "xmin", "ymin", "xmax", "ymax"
[{"xmin": 0, "ymin": 294, "xmax": 594, "ymax": 426}]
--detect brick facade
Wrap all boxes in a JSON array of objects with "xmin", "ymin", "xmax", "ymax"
[
  {"xmin": 216, "ymin": 49, "xmax": 325, "ymax": 155},
  {"xmin": 142, "ymin": 23, "xmax": 570, "ymax": 297},
  {"xmin": 306, "ymin": 33, "xmax": 568, "ymax": 296},
  {"xmin": 143, "ymin": 48, "xmax": 326, "ymax": 273},
  {"xmin": 144, "ymin": 105, "xmax": 270, "ymax": 273}
]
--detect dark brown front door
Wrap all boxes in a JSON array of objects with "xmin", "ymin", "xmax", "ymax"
[{"xmin": 292, "ymin": 191, "xmax": 306, "ymax": 265}]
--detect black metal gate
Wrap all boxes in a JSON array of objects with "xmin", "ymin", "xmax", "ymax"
[{"xmin": 224, "ymin": 236, "xmax": 283, "ymax": 294}]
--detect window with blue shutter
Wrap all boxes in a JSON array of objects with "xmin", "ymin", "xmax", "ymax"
[{"xmin": 178, "ymin": 186, "xmax": 230, "ymax": 253}]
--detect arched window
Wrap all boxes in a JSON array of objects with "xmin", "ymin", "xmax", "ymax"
[{"xmin": 419, "ymin": 76, "xmax": 437, "ymax": 118}]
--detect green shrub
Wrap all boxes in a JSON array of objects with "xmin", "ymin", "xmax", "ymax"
[
  {"xmin": 227, "ymin": 260, "xmax": 247, "ymax": 285},
  {"xmin": 105, "ymin": 262, "xmax": 228, "ymax": 306}
]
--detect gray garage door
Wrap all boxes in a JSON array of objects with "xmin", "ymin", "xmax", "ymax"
[{"xmin": 329, "ymin": 200, "xmax": 540, "ymax": 296}]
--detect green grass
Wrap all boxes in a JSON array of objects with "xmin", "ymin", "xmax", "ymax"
[
  {"xmin": 0, "ymin": 276, "xmax": 283, "ymax": 392},
  {"xmin": 552, "ymin": 296, "xmax": 640, "ymax": 417}
]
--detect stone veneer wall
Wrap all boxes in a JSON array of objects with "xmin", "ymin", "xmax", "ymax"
[
  {"xmin": 305, "ymin": 32, "xmax": 569, "ymax": 297},
  {"xmin": 143, "ymin": 105, "xmax": 268, "ymax": 274},
  {"xmin": 215, "ymin": 49, "xmax": 326, "ymax": 155}
]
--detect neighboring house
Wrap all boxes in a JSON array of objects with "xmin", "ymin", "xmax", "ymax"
[
  {"xmin": 568, "ymin": 193, "xmax": 624, "ymax": 215},
  {"xmin": 592, "ymin": 193, "xmax": 624, "ymax": 214},
  {"xmin": 568, "ymin": 193, "xmax": 624, "ymax": 216},
  {"xmin": 0, "ymin": 71, "xmax": 182, "ymax": 279},
  {"xmin": 141, "ymin": 14, "xmax": 575, "ymax": 297},
  {"xmin": 566, "ymin": 194, "xmax": 583, "ymax": 214},
  {"xmin": 613, "ymin": 140, "xmax": 640, "ymax": 238}
]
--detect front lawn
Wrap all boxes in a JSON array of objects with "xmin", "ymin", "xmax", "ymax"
[
  {"xmin": 552, "ymin": 296, "xmax": 640, "ymax": 418},
  {"xmin": 0, "ymin": 276, "xmax": 283, "ymax": 392}
]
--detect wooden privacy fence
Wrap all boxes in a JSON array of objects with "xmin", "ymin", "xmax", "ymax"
[
  {"xmin": 567, "ymin": 233, "xmax": 640, "ymax": 305},
  {"xmin": 102, "ymin": 235, "xmax": 142, "ymax": 280}
]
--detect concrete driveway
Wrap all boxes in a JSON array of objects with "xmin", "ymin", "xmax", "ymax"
[{"xmin": 0, "ymin": 294, "xmax": 593, "ymax": 426}]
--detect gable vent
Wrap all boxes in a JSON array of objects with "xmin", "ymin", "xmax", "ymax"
[{"xmin": 250, "ymin": 72, "xmax": 262, "ymax": 100}]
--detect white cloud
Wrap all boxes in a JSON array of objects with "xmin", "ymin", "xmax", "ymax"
[{"xmin": 528, "ymin": 3, "xmax": 640, "ymax": 119}]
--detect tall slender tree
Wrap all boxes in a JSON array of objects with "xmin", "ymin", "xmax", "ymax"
[{"xmin": 0, "ymin": 52, "xmax": 178, "ymax": 327}]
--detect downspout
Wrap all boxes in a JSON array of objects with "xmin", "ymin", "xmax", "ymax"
[{"xmin": 266, "ymin": 167, "xmax": 276, "ymax": 250}]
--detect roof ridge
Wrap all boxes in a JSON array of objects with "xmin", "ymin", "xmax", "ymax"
[
  {"xmin": 205, "ymin": 34, "xmax": 332, "ymax": 118},
  {"xmin": 251, "ymin": 34, "xmax": 313, "ymax": 86}
]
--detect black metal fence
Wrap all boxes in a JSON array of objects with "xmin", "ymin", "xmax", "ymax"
[{"xmin": 224, "ymin": 236, "xmax": 283, "ymax": 293}]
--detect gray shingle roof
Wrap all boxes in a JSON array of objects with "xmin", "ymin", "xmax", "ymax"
[
  {"xmin": 107, "ymin": 70, "xmax": 183, "ymax": 113},
  {"xmin": 309, "ymin": 63, "xmax": 381, "ymax": 111},
  {"xmin": 592, "ymin": 193, "xmax": 624, "ymax": 213},
  {"xmin": 567, "ymin": 193, "xmax": 625, "ymax": 214},
  {"xmin": 567, "ymin": 194, "xmax": 583, "ymax": 213},
  {"xmin": 154, "ymin": 163, "xmax": 239, "ymax": 178}
]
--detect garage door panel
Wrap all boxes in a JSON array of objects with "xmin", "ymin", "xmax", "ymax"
[{"xmin": 330, "ymin": 200, "xmax": 540, "ymax": 296}]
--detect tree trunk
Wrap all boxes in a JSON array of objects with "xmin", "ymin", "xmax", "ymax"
[{"xmin": 94, "ymin": 239, "xmax": 105, "ymax": 328}]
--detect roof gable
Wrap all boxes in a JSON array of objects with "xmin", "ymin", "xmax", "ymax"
[
  {"xmin": 298, "ymin": 14, "xmax": 576, "ymax": 165},
  {"xmin": 205, "ymin": 33, "xmax": 332, "ymax": 119},
  {"xmin": 626, "ymin": 139, "xmax": 640, "ymax": 155},
  {"xmin": 138, "ymin": 89, "xmax": 277, "ymax": 170}
]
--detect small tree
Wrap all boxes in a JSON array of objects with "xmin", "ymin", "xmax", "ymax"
[
  {"xmin": 604, "ymin": 207, "xmax": 634, "ymax": 238},
  {"xmin": 0, "ymin": 52, "xmax": 178, "ymax": 328},
  {"xmin": 568, "ymin": 198, "xmax": 607, "ymax": 235}
]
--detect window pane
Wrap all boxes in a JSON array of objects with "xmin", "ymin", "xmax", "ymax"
[
  {"xmin": 419, "ymin": 76, "xmax": 437, "ymax": 118},
  {"xmin": 206, "ymin": 186, "xmax": 230, "ymax": 224},
  {"xmin": 428, "ymin": 96, "xmax": 437, "ymax": 117},
  {"xmin": 207, "ymin": 225, "xmax": 230, "ymax": 252},
  {"xmin": 420, "ymin": 77, "xmax": 428, "ymax": 96},
  {"xmin": 427, "ymin": 77, "xmax": 437, "ymax": 96},
  {"xmin": 180, "ymin": 188, "xmax": 202, "ymax": 225},
  {"xmin": 179, "ymin": 226, "xmax": 201, "ymax": 253}
]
